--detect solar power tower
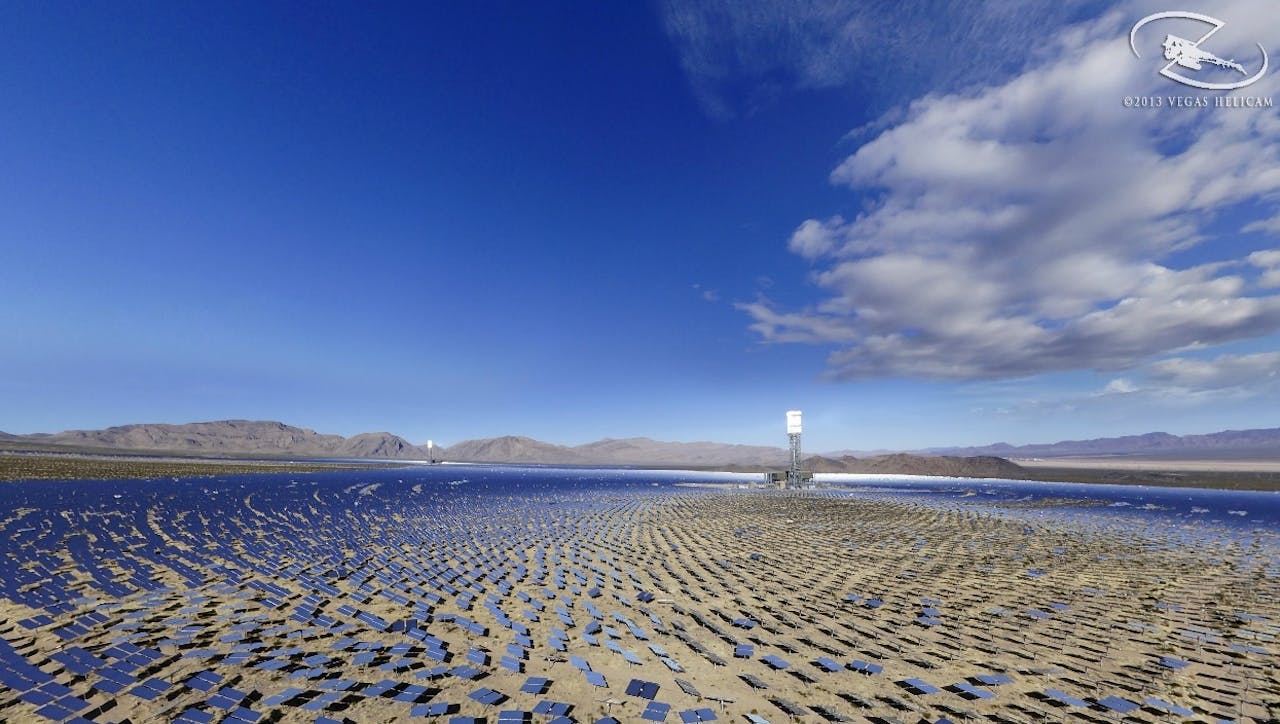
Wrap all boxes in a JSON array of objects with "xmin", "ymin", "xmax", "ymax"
[{"xmin": 786, "ymin": 410, "xmax": 803, "ymax": 489}]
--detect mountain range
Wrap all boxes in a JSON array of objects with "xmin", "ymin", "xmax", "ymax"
[
  {"xmin": 925, "ymin": 427, "xmax": 1280, "ymax": 458},
  {"xmin": 7, "ymin": 420, "xmax": 425, "ymax": 460},
  {"xmin": 444, "ymin": 435, "xmax": 789, "ymax": 467},
  {"xmin": 2, "ymin": 420, "xmax": 1278, "ymax": 466},
  {"xmin": 0, "ymin": 421, "xmax": 789, "ymax": 466}
]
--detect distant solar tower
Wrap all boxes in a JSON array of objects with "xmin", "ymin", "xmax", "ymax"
[
  {"xmin": 786, "ymin": 410, "xmax": 803, "ymax": 489},
  {"xmin": 427, "ymin": 440, "xmax": 435, "ymax": 464}
]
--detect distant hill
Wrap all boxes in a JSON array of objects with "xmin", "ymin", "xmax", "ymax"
[
  {"xmin": 927, "ymin": 427, "xmax": 1280, "ymax": 459},
  {"xmin": 806, "ymin": 454, "xmax": 1027, "ymax": 479},
  {"xmin": 4, "ymin": 420, "xmax": 429, "ymax": 460},
  {"xmin": 3, "ymin": 421, "xmax": 789, "ymax": 468},
  {"xmin": 340, "ymin": 432, "xmax": 424, "ymax": 459},
  {"xmin": 441, "ymin": 436, "xmax": 786, "ymax": 467},
  {"xmin": 6, "ymin": 419, "xmax": 1277, "ymax": 470},
  {"xmin": 443, "ymin": 436, "xmax": 587, "ymax": 465},
  {"xmin": 572, "ymin": 438, "xmax": 785, "ymax": 467}
]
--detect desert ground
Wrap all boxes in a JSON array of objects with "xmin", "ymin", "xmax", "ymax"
[
  {"xmin": 1017, "ymin": 457, "xmax": 1280, "ymax": 473},
  {"xmin": 0, "ymin": 475, "xmax": 1275, "ymax": 723},
  {"xmin": 1016, "ymin": 457, "xmax": 1280, "ymax": 492},
  {"xmin": 0, "ymin": 453, "xmax": 406, "ymax": 482}
]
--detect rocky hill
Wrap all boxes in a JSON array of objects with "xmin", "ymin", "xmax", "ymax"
[
  {"xmin": 9, "ymin": 419, "xmax": 1274, "ymax": 471},
  {"xmin": 442, "ymin": 436, "xmax": 587, "ymax": 465},
  {"xmin": 806, "ymin": 454, "xmax": 1027, "ymax": 478},
  {"xmin": 571, "ymin": 437, "xmax": 785, "ymax": 467},
  {"xmin": 441, "ymin": 436, "xmax": 787, "ymax": 467},
  {"xmin": 8, "ymin": 420, "xmax": 428, "ymax": 460},
  {"xmin": 927, "ymin": 427, "xmax": 1280, "ymax": 458},
  {"xmin": 338, "ymin": 432, "xmax": 424, "ymax": 459}
]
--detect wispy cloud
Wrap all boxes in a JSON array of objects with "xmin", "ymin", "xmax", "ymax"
[
  {"xmin": 738, "ymin": 296, "xmax": 859, "ymax": 344},
  {"xmin": 1101, "ymin": 378, "xmax": 1139, "ymax": 395},
  {"xmin": 1073, "ymin": 351, "xmax": 1280, "ymax": 407},
  {"xmin": 692, "ymin": 283, "xmax": 720, "ymax": 302},
  {"xmin": 1250, "ymin": 249, "xmax": 1280, "ymax": 288},
  {"xmin": 1145, "ymin": 351, "xmax": 1280, "ymax": 394},
  {"xmin": 659, "ymin": 0, "xmax": 1099, "ymax": 118},
  {"xmin": 981, "ymin": 351, "xmax": 1280, "ymax": 417},
  {"xmin": 739, "ymin": 1, "xmax": 1280, "ymax": 381}
]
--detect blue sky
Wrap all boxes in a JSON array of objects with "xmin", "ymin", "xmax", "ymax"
[{"xmin": 2, "ymin": 1, "xmax": 1278, "ymax": 451}]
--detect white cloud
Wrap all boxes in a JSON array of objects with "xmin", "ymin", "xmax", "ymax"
[
  {"xmin": 1080, "ymin": 351, "xmax": 1280, "ymax": 405},
  {"xmin": 742, "ymin": 2, "xmax": 1280, "ymax": 380},
  {"xmin": 737, "ymin": 298, "xmax": 858, "ymax": 344},
  {"xmin": 1250, "ymin": 249, "xmax": 1280, "ymax": 288},
  {"xmin": 1244, "ymin": 217, "xmax": 1280, "ymax": 234},
  {"xmin": 659, "ymin": 0, "xmax": 1098, "ymax": 118},
  {"xmin": 1147, "ymin": 352, "xmax": 1280, "ymax": 392},
  {"xmin": 1102, "ymin": 378, "xmax": 1138, "ymax": 395},
  {"xmin": 787, "ymin": 218, "xmax": 843, "ymax": 259},
  {"xmin": 692, "ymin": 283, "xmax": 720, "ymax": 302},
  {"xmin": 992, "ymin": 350, "xmax": 1279, "ymax": 416}
]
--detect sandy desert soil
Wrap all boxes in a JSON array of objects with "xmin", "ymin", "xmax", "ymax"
[
  {"xmin": 1016, "ymin": 458, "xmax": 1280, "ymax": 492},
  {"xmin": 1017, "ymin": 457, "xmax": 1280, "ymax": 473},
  {"xmin": 0, "ymin": 454, "xmax": 407, "ymax": 482},
  {"xmin": 0, "ymin": 482, "xmax": 1275, "ymax": 723}
]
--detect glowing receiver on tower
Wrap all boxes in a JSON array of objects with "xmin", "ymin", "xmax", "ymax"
[{"xmin": 786, "ymin": 410, "xmax": 802, "ymax": 434}]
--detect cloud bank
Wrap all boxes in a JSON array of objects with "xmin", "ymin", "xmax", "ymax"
[{"xmin": 734, "ymin": 3, "xmax": 1280, "ymax": 386}]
